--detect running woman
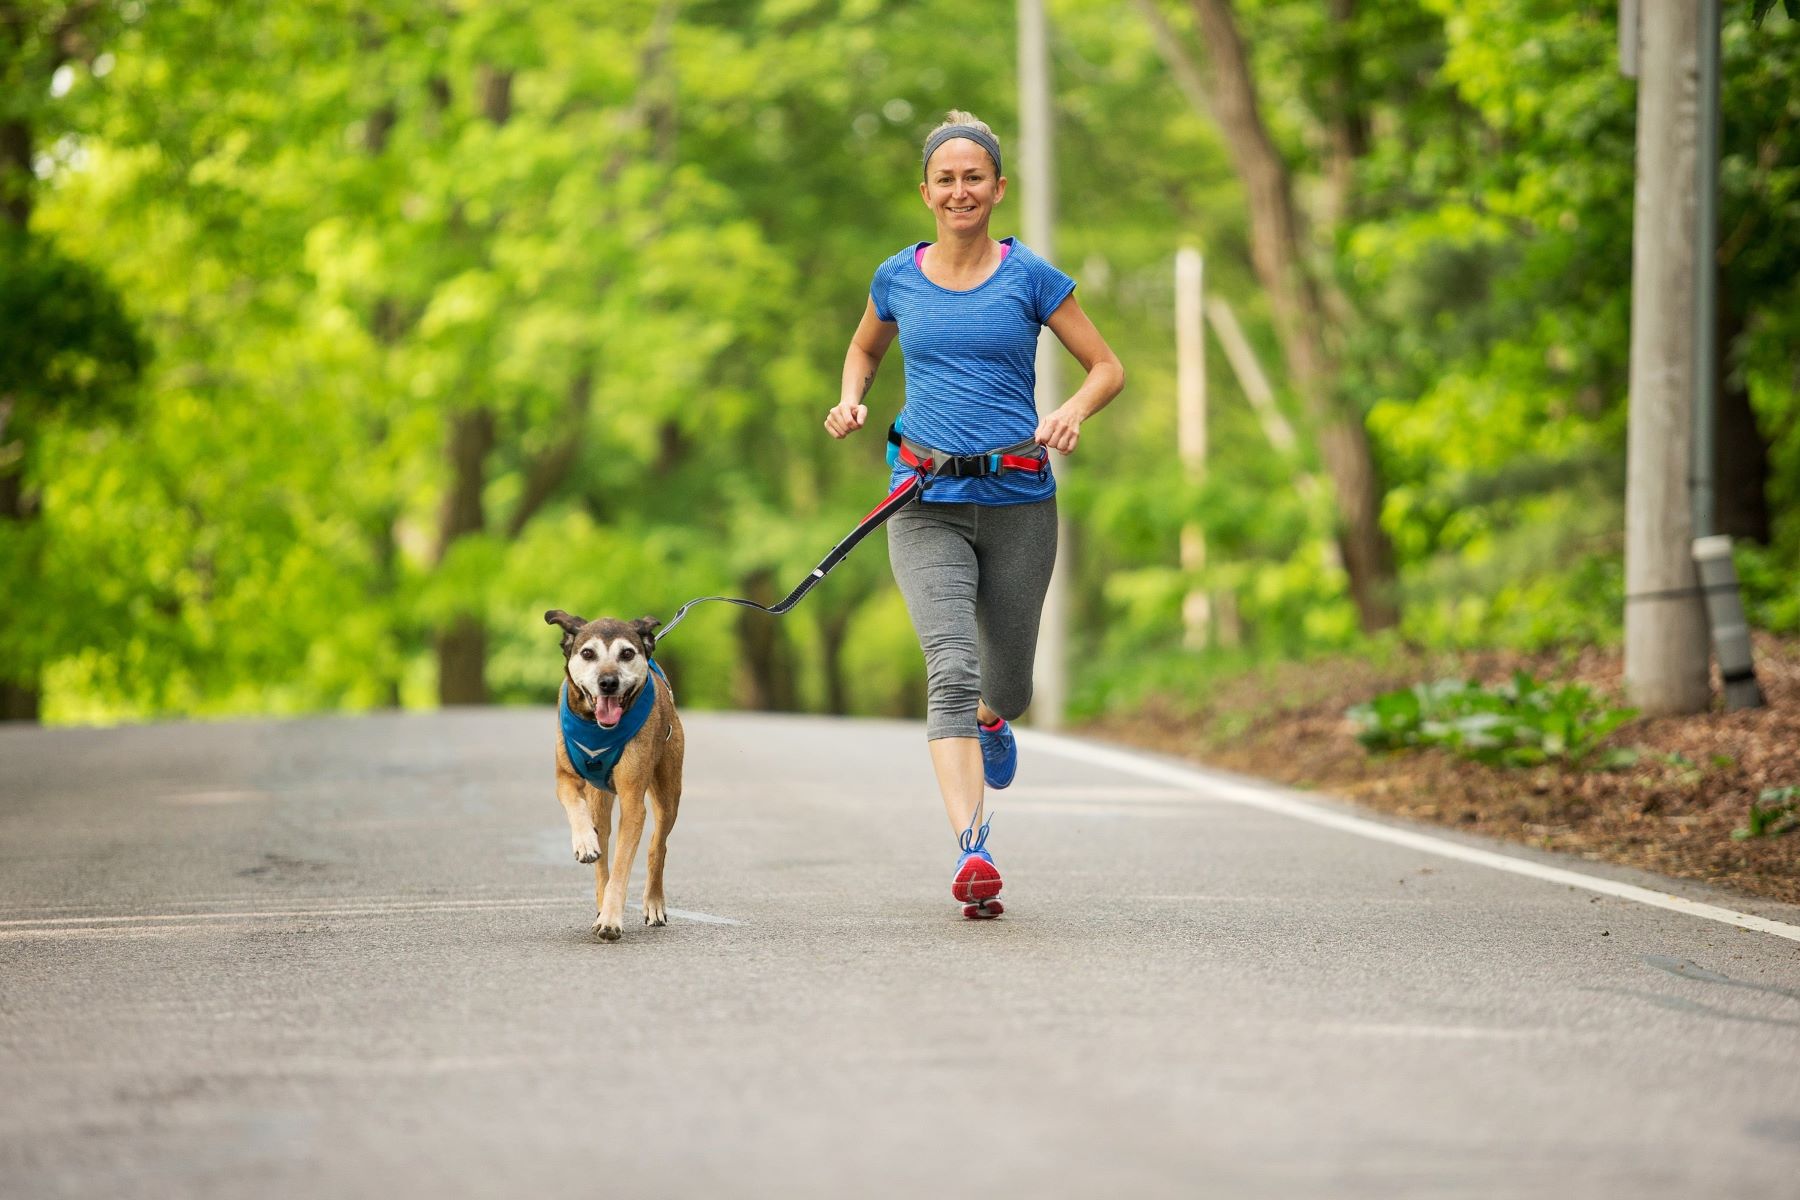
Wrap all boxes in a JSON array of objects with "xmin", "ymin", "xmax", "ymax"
[{"xmin": 824, "ymin": 110, "xmax": 1125, "ymax": 919}]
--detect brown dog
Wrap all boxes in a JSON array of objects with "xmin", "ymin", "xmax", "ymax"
[{"xmin": 544, "ymin": 611, "xmax": 686, "ymax": 942}]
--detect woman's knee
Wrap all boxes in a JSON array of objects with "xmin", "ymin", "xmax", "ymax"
[{"xmin": 984, "ymin": 680, "xmax": 1032, "ymax": 723}]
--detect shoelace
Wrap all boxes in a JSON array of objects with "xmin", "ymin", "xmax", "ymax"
[{"xmin": 959, "ymin": 809, "xmax": 993, "ymax": 855}]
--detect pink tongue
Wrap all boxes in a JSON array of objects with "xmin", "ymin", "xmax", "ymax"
[{"xmin": 595, "ymin": 696, "xmax": 625, "ymax": 726}]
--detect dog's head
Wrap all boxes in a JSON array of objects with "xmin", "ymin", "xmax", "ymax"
[{"xmin": 544, "ymin": 610, "xmax": 660, "ymax": 729}]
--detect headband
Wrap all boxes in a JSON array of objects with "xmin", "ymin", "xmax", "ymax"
[{"xmin": 921, "ymin": 125, "xmax": 1003, "ymax": 179}]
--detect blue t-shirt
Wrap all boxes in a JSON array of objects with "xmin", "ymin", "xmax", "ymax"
[{"xmin": 870, "ymin": 237, "xmax": 1076, "ymax": 505}]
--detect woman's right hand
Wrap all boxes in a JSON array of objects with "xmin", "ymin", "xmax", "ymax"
[{"xmin": 824, "ymin": 400, "xmax": 868, "ymax": 439}]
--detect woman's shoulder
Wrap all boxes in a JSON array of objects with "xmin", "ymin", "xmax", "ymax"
[
  {"xmin": 1001, "ymin": 238, "xmax": 1067, "ymax": 278},
  {"xmin": 874, "ymin": 243, "xmax": 929, "ymax": 278}
]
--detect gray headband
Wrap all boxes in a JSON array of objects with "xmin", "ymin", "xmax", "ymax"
[{"xmin": 921, "ymin": 125, "xmax": 1003, "ymax": 179}]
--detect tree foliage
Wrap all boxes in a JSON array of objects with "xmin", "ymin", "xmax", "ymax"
[{"xmin": 7, "ymin": 0, "xmax": 1798, "ymax": 723}]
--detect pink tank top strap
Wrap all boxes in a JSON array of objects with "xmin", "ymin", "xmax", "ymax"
[{"xmin": 915, "ymin": 241, "xmax": 1011, "ymax": 270}]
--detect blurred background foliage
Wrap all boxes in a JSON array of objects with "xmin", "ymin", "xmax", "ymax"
[{"xmin": 2, "ymin": 0, "xmax": 1796, "ymax": 725}]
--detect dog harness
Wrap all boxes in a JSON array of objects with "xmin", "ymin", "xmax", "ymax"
[{"xmin": 559, "ymin": 659, "xmax": 669, "ymax": 793}]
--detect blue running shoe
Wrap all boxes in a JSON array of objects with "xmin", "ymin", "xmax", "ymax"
[
  {"xmin": 952, "ymin": 814, "xmax": 1003, "ymax": 907},
  {"xmin": 978, "ymin": 717, "xmax": 1018, "ymax": 790}
]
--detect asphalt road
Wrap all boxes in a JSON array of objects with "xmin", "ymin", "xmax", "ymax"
[{"xmin": 2, "ymin": 709, "xmax": 1798, "ymax": 1199}]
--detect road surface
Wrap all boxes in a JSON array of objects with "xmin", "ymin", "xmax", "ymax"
[{"xmin": 2, "ymin": 710, "xmax": 1798, "ymax": 1198}]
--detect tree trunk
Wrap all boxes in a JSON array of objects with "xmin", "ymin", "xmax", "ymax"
[
  {"xmin": 735, "ymin": 570, "xmax": 798, "ymax": 712},
  {"xmin": 0, "ymin": 116, "xmax": 29, "ymax": 231},
  {"xmin": 430, "ymin": 66, "xmax": 514, "ymax": 706},
  {"xmin": 435, "ymin": 407, "xmax": 495, "ymax": 705},
  {"xmin": 0, "ymin": 466, "xmax": 40, "ymax": 720},
  {"xmin": 1715, "ymin": 283, "xmax": 1770, "ymax": 544},
  {"xmin": 1322, "ymin": 0, "xmax": 1368, "ymax": 227},
  {"xmin": 0, "ymin": 13, "xmax": 37, "ymax": 717},
  {"xmin": 1181, "ymin": 0, "xmax": 1398, "ymax": 631},
  {"xmin": 819, "ymin": 607, "xmax": 852, "ymax": 716}
]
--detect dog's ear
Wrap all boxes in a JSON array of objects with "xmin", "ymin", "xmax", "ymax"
[
  {"xmin": 544, "ymin": 610, "xmax": 587, "ymax": 657},
  {"xmin": 632, "ymin": 615, "xmax": 661, "ymax": 656}
]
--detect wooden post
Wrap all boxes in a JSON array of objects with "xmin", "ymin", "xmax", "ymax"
[
  {"xmin": 1176, "ymin": 247, "xmax": 1210, "ymax": 649},
  {"xmin": 1019, "ymin": 0, "xmax": 1067, "ymax": 729},
  {"xmin": 1206, "ymin": 296, "xmax": 1342, "ymax": 573},
  {"xmin": 1624, "ymin": 0, "xmax": 1710, "ymax": 714}
]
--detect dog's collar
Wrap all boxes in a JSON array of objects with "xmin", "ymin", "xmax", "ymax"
[{"xmin": 559, "ymin": 660, "xmax": 666, "ymax": 792}]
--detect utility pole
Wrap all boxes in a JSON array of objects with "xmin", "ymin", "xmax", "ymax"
[
  {"xmin": 1623, "ymin": 0, "xmax": 1710, "ymax": 714},
  {"xmin": 1176, "ymin": 247, "xmax": 1210, "ymax": 650},
  {"xmin": 1019, "ymin": 0, "xmax": 1066, "ymax": 729}
]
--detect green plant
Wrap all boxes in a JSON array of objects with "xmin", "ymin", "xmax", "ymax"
[
  {"xmin": 1733, "ymin": 788, "xmax": 1800, "ymax": 840},
  {"xmin": 1347, "ymin": 670, "xmax": 1637, "ymax": 768}
]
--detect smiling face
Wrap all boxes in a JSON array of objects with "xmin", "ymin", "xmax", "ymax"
[
  {"xmin": 547, "ymin": 613, "xmax": 658, "ymax": 729},
  {"xmin": 919, "ymin": 137, "xmax": 1005, "ymax": 238}
]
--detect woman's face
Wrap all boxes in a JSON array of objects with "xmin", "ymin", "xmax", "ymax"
[{"xmin": 919, "ymin": 138, "xmax": 1006, "ymax": 234}]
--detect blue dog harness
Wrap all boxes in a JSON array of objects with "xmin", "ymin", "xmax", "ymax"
[{"xmin": 559, "ymin": 660, "xmax": 669, "ymax": 792}]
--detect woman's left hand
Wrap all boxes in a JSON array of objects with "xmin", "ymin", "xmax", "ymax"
[{"xmin": 1035, "ymin": 404, "xmax": 1082, "ymax": 455}]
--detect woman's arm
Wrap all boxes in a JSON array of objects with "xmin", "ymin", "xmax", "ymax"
[
  {"xmin": 826, "ymin": 299, "xmax": 900, "ymax": 439},
  {"xmin": 1034, "ymin": 294, "xmax": 1125, "ymax": 455}
]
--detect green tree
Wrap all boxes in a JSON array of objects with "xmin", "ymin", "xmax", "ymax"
[{"xmin": 0, "ymin": 0, "xmax": 146, "ymax": 720}]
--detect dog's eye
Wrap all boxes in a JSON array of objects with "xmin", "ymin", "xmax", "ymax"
[
  {"xmin": 620, "ymin": 648, "xmax": 635, "ymax": 662},
  {"xmin": 579, "ymin": 647, "xmax": 596, "ymax": 661}
]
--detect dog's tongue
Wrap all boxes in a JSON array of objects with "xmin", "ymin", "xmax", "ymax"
[{"xmin": 595, "ymin": 695, "xmax": 626, "ymax": 727}]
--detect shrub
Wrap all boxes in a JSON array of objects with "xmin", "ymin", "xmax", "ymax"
[{"xmin": 1347, "ymin": 670, "xmax": 1636, "ymax": 768}]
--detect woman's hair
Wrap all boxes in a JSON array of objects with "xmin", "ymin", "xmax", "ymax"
[{"xmin": 921, "ymin": 111, "xmax": 1003, "ymax": 177}]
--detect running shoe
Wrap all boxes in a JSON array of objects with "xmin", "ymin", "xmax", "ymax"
[
  {"xmin": 978, "ymin": 716, "xmax": 1018, "ymax": 790},
  {"xmin": 952, "ymin": 814, "xmax": 1003, "ymax": 906}
]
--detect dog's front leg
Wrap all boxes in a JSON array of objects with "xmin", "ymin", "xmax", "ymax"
[
  {"xmin": 559, "ymin": 775, "xmax": 603, "ymax": 865},
  {"xmin": 588, "ymin": 788, "xmax": 613, "ymax": 918},
  {"xmin": 595, "ymin": 786, "xmax": 646, "ymax": 942}
]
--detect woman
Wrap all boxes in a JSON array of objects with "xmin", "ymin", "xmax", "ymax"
[{"xmin": 824, "ymin": 110, "xmax": 1125, "ymax": 920}]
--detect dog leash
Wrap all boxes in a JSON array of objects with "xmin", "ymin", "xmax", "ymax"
[
  {"xmin": 655, "ymin": 473, "xmax": 926, "ymax": 643},
  {"xmin": 656, "ymin": 429, "xmax": 1050, "ymax": 644}
]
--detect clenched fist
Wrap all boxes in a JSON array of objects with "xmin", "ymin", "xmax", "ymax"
[{"xmin": 825, "ymin": 400, "xmax": 868, "ymax": 439}]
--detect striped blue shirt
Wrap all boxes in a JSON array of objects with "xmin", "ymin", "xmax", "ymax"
[{"xmin": 870, "ymin": 238, "xmax": 1076, "ymax": 505}]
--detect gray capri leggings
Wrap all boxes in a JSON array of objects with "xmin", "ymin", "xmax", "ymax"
[{"xmin": 886, "ymin": 496, "xmax": 1059, "ymax": 740}]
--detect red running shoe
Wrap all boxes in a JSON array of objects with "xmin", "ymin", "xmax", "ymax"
[{"xmin": 952, "ymin": 816, "xmax": 1002, "ymax": 905}]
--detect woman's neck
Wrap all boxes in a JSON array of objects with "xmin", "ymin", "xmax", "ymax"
[{"xmin": 929, "ymin": 225, "xmax": 996, "ymax": 268}]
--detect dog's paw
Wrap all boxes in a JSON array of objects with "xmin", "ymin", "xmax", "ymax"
[
  {"xmin": 592, "ymin": 915, "xmax": 622, "ymax": 943},
  {"xmin": 642, "ymin": 898, "xmax": 667, "ymax": 927},
  {"xmin": 571, "ymin": 829, "xmax": 602, "ymax": 864}
]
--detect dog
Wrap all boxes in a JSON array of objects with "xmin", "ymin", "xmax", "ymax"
[{"xmin": 544, "ymin": 611, "xmax": 685, "ymax": 942}]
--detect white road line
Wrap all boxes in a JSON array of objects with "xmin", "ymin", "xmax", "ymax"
[
  {"xmin": 659, "ymin": 907, "xmax": 743, "ymax": 926},
  {"xmin": 1024, "ymin": 731, "xmax": 1800, "ymax": 945},
  {"xmin": 0, "ymin": 897, "xmax": 744, "ymax": 936},
  {"xmin": 2, "ymin": 890, "xmax": 581, "ymax": 914},
  {"xmin": 0, "ymin": 898, "xmax": 569, "ymax": 927}
]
